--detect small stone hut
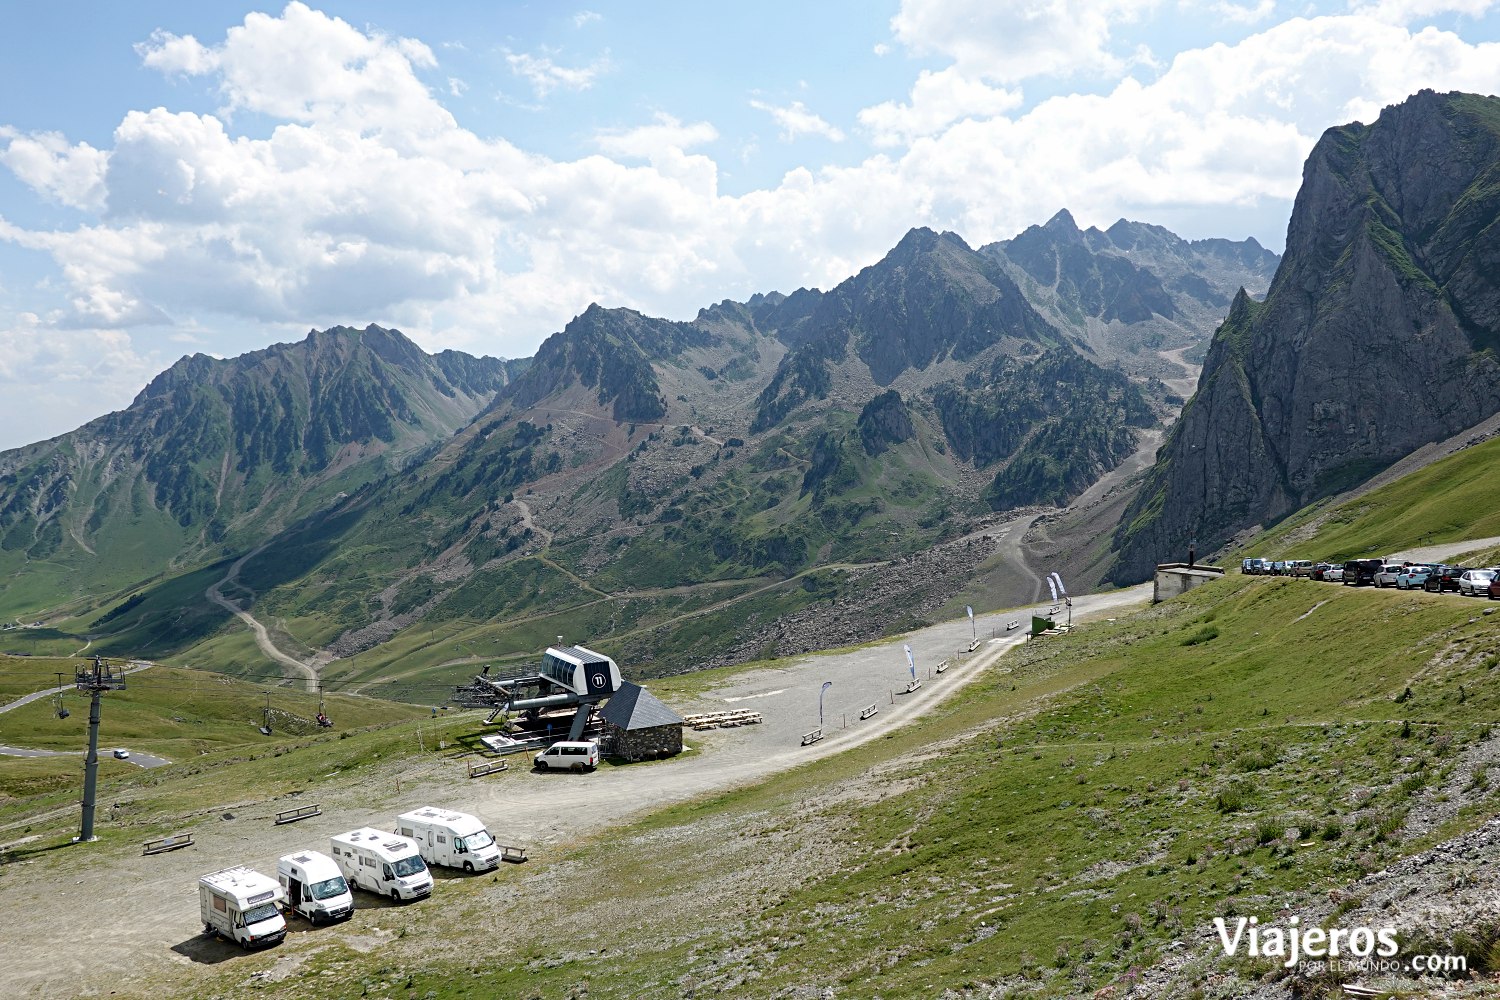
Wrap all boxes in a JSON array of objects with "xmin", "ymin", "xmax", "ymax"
[{"xmin": 599, "ymin": 682, "xmax": 683, "ymax": 762}]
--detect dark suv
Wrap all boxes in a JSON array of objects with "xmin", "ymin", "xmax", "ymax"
[{"xmin": 1343, "ymin": 559, "xmax": 1384, "ymax": 586}]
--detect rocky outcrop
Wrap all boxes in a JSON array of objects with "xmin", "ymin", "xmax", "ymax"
[
  {"xmin": 1110, "ymin": 91, "xmax": 1500, "ymax": 583},
  {"xmin": 856, "ymin": 390, "xmax": 914, "ymax": 455}
]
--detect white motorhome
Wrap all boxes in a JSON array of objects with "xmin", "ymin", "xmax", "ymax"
[
  {"xmin": 277, "ymin": 850, "xmax": 355, "ymax": 924},
  {"xmin": 396, "ymin": 806, "xmax": 502, "ymax": 872},
  {"xmin": 330, "ymin": 827, "xmax": 433, "ymax": 902},
  {"xmin": 199, "ymin": 866, "xmax": 287, "ymax": 949}
]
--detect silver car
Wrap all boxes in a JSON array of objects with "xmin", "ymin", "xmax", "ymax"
[{"xmin": 1459, "ymin": 569, "xmax": 1497, "ymax": 596}]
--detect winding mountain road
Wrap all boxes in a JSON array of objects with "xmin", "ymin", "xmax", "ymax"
[{"xmin": 205, "ymin": 545, "xmax": 319, "ymax": 692}]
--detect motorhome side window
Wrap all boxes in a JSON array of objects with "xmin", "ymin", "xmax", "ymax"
[
  {"xmin": 362, "ymin": 856, "xmax": 375, "ymax": 867},
  {"xmin": 437, "ymin": 835, "xmax": 446, "ymax": 844},
  {"xmin": 400, "ymin": 827, "xmax": 414, "ymax": 838},
  {"xmin": 214, "ymin": 896, "xmax": 227, "ymax": 912}
]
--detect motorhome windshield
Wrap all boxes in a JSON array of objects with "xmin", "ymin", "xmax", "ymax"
[
  {"xmin": 392, "ymin": 855, "xmax": 427, "ymax": 878},
  {"xmin": 243, "ymin": 903, "xmax": 280, "ymax": 924},
  {"xmin": 463, "ymin": 830, "xmax": 495, "ymax": 851},
  {"xmin": 310, "ymin": 876, "xmax": 348, "ymax": 900}
]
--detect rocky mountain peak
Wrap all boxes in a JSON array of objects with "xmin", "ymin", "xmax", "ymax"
[{"xmin": 1043, "ymin": 208, "xmax": 1081, "ymax": 234}]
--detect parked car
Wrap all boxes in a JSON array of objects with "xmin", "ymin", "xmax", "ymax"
[
  {"xmin": 1343, "ymin": 559, "xmax": 1383, "ymax": 586},
  {"xmin": 1489, "ymin": 576, "xmax": 1500, "ymax": 601},
  {"xmin": 1396, "ymin": 564, "xmax": 1436, "ymax": 589},
  {"xmin": 1374, "ymin": 563, "xmax": 1407, "ymax": 588},
  {"xmin": 534, "ymin": 740, "xmax": 600, "ymax": 773},
  {"xmin": 1322, "ymin": 564, "xmax": 1345, "ymax": 582},
  {"xmin": 1424, "ymin": 565, "xmax": 1462, "ymax": 592},
  {"xmin": 1458, "ymin": 569, "xmax": 1497, "ymax": 596},
  {"xmin": 1288, "ymin": 560, "xmax": 1317, "ymax": 577}
]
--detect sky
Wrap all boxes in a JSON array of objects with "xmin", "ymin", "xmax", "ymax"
[{"xmin": 1, "ymin": 1, "xmax": 1499, "ymax": 450}]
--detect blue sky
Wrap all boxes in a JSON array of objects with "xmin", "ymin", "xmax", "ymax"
[{"xmin": 1, "ymin": 0, "xmax": 1499, "ymax": 448}]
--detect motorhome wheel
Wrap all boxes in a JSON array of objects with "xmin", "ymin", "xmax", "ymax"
[
  {"xmin": 463, "ymin": 861, "xmax": 474, "ymax": 873},
  {"xmin": 390, "ymin": 889, "xmax": 401, "ymax": 903}
]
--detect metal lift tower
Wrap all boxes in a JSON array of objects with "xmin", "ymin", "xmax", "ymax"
[
  {"xmin": 452, "ymin": 643, "xmax": 622, "ymax": 741},
  {"xmin": 75, "ymin": 655, "xmax": 128, "ymax": 843}
]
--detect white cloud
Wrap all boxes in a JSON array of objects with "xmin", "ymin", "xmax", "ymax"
[
  {"xmin": 0, "ymin": 312, "xmax": 160, "ymax": 446},
  {"xmin": 138, "ymin": 2, "xmax": 451, "ymax": 137},
  {"xmin": 0, "ymin": 129, "xmax": 109, "ymax": 211},
  {"xmin": 889, "ymin": 0, "xmax": 1159, "ymax": 81},
  {"xmin": 857, "ymin": 67, "xmax": 1022, "ymax": 147},
  {"xmin": 1212, "ymin": 0, "xmax": 1277, "ymax": 23},
  {"xmin": 4, "ymin": 2, "xmax": 1500, "ymax": 435},
  {"xmin": 748, "ymin": 99, "xmax": 846, "ymax": 142},
  {"xmin": 573, "ymin": 10, "xmax": 602, "ymax": 27},
  {"xmin": 595, "ymin": 113, "xmax": 719, "ymax": 160},
  {"xmin": 1352, "ymin": 0, "xmax": 1500, "ymax": 24},
  {"xmin": 506, "ymin": 49, "xmax": 609, "ymax": 98}
]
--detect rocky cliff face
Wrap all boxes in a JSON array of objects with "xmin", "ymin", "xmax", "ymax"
[{"xmin": 1110, "ymin": 91, "xmax": 1500, "ymax": 583}]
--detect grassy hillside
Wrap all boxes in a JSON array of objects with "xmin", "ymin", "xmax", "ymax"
[
  {"xmin": 0, "ymin": 659, "xmax": 426, "ymax": 807},
  {"xmin": 1245, "ymin": 434, "xmax": 1500, "ymax": 562},
  {"xmin": 10, "ymin": 570, "xmax": 1494, "ymax": 999}
]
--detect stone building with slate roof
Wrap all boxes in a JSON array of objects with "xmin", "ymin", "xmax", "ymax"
[{"xmin": 599, "ymin": 681, "xmax": 684, "ymax": 761}]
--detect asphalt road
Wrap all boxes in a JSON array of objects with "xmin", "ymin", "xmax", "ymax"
[{"xmin": 0, "ymin": 744, "xmax": 172, "ymax": 769}]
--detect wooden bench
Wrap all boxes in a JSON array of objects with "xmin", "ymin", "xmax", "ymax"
[
  {"xmin": 936, "ymin": 658, "xmax": 950, "ymax": 674},
  {"xmin": 500, "ymin": 844, "xmax": 528, "ymax": 864},
  {"xmin": 143, "ymin": 832, "xmax": 194, "ymax": 855},
  {"xmin": 1006, "ymin": 620, "xmax": 1020, "ymax": 631},
  {"xmin": 902, "ymin": 679, "xmax": 923, "ymax": 694},
  {"xmin": 467, "ymin": 760, "xmax": 510, "ymax": 779},
  {"xmin": 273, "ymin": 804, "xmax": 322, "ymax": 825},
  {"xmin": 800, "ymin": 728, "xmax": 824, "ymax": 746},
  {"xmin": 858, "ymin": 704, "xmax": 878, "ymax": 720},
  {"xmin": 684, "ymin": 709, "xmax": 763, "ymax": 731}
]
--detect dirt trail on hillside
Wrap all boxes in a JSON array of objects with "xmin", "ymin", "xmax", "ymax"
[
  {"xmin": 205, "ymin": 545, "xmax": 320, "ymax": 692},
  {"xmin": 0, "ymin": 585, "xmax": 1151, "ymax": 999}
]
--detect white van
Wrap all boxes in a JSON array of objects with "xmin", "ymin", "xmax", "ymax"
[
  {"xmin": 199, "ymin": 866, "xmax": 287, "ymax": 949},
  {"xmin": 278, "ymin": 850, "xmax": 355, "ymax": 924},
  {"xmin": 534, "ymin": 740, "xmax": 599, "ymax": 772},
  {"xmin": 330, "ymin": 827, "xmax": 433, "ymax": 902},
  {"xmin": 396, "ymin": 806, "xmax": 502, "ymax": 872}
]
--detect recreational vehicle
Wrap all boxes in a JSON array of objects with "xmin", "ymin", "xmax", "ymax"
[
  {"xmin": 198, "ymin": 866, "xmax": 287, "ymax": 949},
  {"xmin": 396, "ymin": 806, "xmax": 502, "ymax": 872},
  {"xmin": 277, "ymin": 850, "xmax": 355, "ymax": 924},
  {"xmin": 330, "ymin": 827, "xmax": 433, "ymax": 902}
]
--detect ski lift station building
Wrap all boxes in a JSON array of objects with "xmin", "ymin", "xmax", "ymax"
[{"xmin": 599, "ymin": 681, "xmax": 684, "ymax": 761}]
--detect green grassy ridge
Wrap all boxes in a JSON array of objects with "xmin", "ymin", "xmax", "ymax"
[
  {"xmin": 0, "ymin": 712, "xmax": 476, "ymax": 850},
  {"xmin": 1243, "ymin": 433, "xmax": 1500, "ymax": 562},
  {"xmin": 0, "ymin": 664, "xmax": 425, "ymax": 759},
  {"xmin": 159, "ymin": 572, "xmax": 1500, "ymax": 999}
]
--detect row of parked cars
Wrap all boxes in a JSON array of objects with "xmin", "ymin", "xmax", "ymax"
[{"xmin": 1242, "ymin": 557, "xmax": 1500, "ymax": 596}]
